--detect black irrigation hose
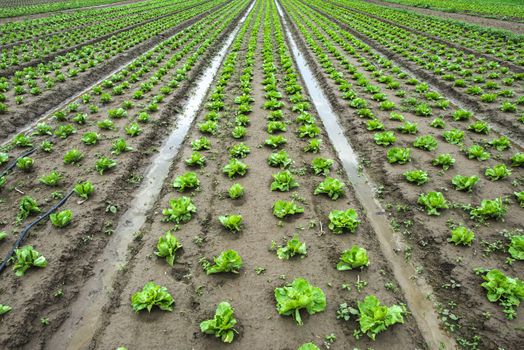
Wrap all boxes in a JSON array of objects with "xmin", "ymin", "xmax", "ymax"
[
  {"xmin": 0, "ymin": 148, "xmax": 36, "ymax": 179},
  {"xmin": 0, "ymin": 189, "xmax": 74, "ymax": 274}
]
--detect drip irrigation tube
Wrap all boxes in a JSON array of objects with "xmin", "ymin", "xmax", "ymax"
[{"xmin": 0, "ymin": 189, "xmax": 74, "ymax": 274}]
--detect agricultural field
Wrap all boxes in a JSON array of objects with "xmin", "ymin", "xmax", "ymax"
[
  {"xmin": 377, "ymin": 0, "xmax": 524, "ymax": 21},
  {"xmin": 0, "ymin": 0, "xmax": 522, "ymax": 349}
]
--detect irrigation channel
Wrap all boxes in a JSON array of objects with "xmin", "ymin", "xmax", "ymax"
[
  {"xmin": 275, "ymin": 0, "xmax": 455, "ymax": 348},
  {"xmin": 46, "ymin": 2, "xmax": 256, "ymax": 348}
]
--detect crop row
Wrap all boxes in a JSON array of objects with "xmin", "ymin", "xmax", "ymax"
[
  {"xmin": 301, "ymin": 0, "xmax": 524, "ymax": 134},
  {"xmin": 0, "ymin": 0, "xmax": 188, "ymax": 44},
  {"xmin": 0, "ymin": 0, "xmax": 217, "ymax": 73},
  {"xmin": 380, "ymin": 0, "xmax": 524, "ymax": 21},
  {"xmin": 88, "ymin": 0, "xmax": 424, "ymax": 348},
  {"xmin": 0, "ymin": 0, "xmax": 125, "ymax": 18},
  {"xmin": 0, "ymin": 0, "xmax": 208, "ymax": 66},
  {"xmin": 331, "ymin": 0, "xmax": 524, "ymax": 64},
  {"xmin": 283, "ymin": 0, "xmax": 523, "ymax": 348},
  {"xmin": 0, "ymin": 0, "xmax": 250, "ymax": 346},
  {"xmin": 0, "ymin": 0, "xmax": 228, "ymax": 137}
]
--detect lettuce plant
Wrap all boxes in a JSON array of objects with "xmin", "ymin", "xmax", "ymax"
[
  {"xmin": 367, "ymin": 119, "xmax": 384, "ymax": 131},
  {"xmin": 481, "ymin": 269, "xmax": 524, "ymax": 320},
  {"xmin": 16, "ymin": 157, "xmax": 34, "ymax": 172},
  {"xmin": 267, "ymin": 121, "xmax": 287, "ymax": 134},
  {"xmin": 81, "ymin": 132, "xmax": 99, "ymax": 145},
  {"xmin": 508, "ymin": 235, "xmax": 524, "ymax": 260},
  {"xmin": 452, "ymin": 109, "xmax": 473, "ymax": 121},
  {"xmin": 228, "ymin": 184, "xmax": 244, "ymax": 200},
  {"xmin": 397, "ymin": 121, "xmax": 418, "ymax": 134},
  {"xmin": 470, "ymin": 198, "xmax": 506, "ymax": 221},
  {"xmin": 191, "ymin": 137, "xmax": 211, "ymax": 151},
  {"xmin": 273, "ymin": 200, "xmax": 304, "ymax": 219},
  {"xmin": 268, "ymin": 150, "xmax": 293, "ymax": 168},
  {"xmin": 185, "ymin": 152, "xmax": 206, "ymax": 168},
  {"xmin": 304, "ymin": 139, "xmax": 321, "ymax": 153},
  {"xmin": 488, "ymin": 136, "xmax": 511, "ymax": 151},
  {"xmin": 274, "ymin": 278, "xmax": 326, "ymax": 325},
  {"xmin": 452, "ymin": 175, "xmax": 479, "ymax": 192},
  {"xmin": 511, "ymin": 153, "xmax": 524, "ymax": 167},
  {"xmin": 50, "ymin": 210, "xmax": 73, "ymax": 228},
  {"xmin": 418, "ymin": 191, "xmax": 448, "ymax": 216},
  {"xmin": 468, "ymin": 121, "xmax": 490, "ymax": 134},
  {"xmin": 265, "ymin": 135, "xmax": 287, "ymax": 148},
  {"xmin": 277, "ymin": 235, "xmax": 307, "ymax": 260},
  {"xmin": 349, "ymin": 295, "xmax": 405, "ymax": 340},
  {"xmin": 17, "ymin": 196, "xmax": 40, "ymax": 223},
  {"xmin": 229, "ymin": 143, "xmax": 251, "ymax": 158},
  {"xmin": 155, "ymin": 231, "xmax": 182, "ymax": 267},
  {"xmin": 311, "ymin": 157, "xmax": 333, "ymax": 176},
  {"xmin": 231, "ymin": 126, "xmax": 246, "ymax": 139},
  {"xmin": 95, "ymin": 156, "xmax": 116, "ymax": 175},
  {"xmin": 442, "ymin": 129, "xmax": 464, "ymax": 145},
  {"xmin": 432, "ymin": 153, "xmax": 455, "ymax": 170},
  {"xmin": 386, "ymin": 147, "xmax": 410, "ymax": 164},
  {"xmin": 201, "ymin": 250, "xmax": 243, "ymax": 274},
  {"xmin": 298, "ymin": 343, "xmax": 319, "ymax": 350},
  {"xmin": 328, "ymin": 209, "xmax": 360, "ymax": 234},
  {"xmin": 172, "ymin": 172, "xmax": 200, "ymax": 192},
  {"xmin": 337, "ymin": 246, "xmax": 369, "ymax": 270},
  {"xmin": 162, "ymin": 197, "xmax": 196, "ymax": 224},
  {"xmin": 219, "ymin": 215, "xmax": 243, "ymax": 232},
  {"xmin": 223, "ymin": 159, "xmax": 248, "ymax": 178},
  {"xmin": 271, "ymin": 171, "xmax": 299, "ymax": 192},
  {"xmin": 63, "ymin": 149, "xmax": 83, "ymax": 165},
  {"xmin": 467, "ymin": 145, "xmax": 490, "ymax": 161},
  {"xmin": 413, "ymin": 135, "xmax": 438, "ymax": 151},
  {"xmin": 448, "ymin": 226, "xmax": 475, "ymax": 246},
  {"xmin": 12, "ymin": 245, "xmax": 47, "ymax": 276},
  {"xmin": 314, "ymin": 177, "xmax": 345, "ymax": 200},
  {"xmin": 0, "ymin": 304, "xmax": 11, "ymax": 316},
  {"xmin": 111, "ymin": 138, "xmax": 132, "ymax": 155},
  {"xmin": 131, "ymin": 282, "xmax": 174, "ymax": 313},
  {"xmin": 374, "ymin": 131, "xmax": 396, "ymax": 146},
  {"xmin": 13, "ymin": 133, "xmax": 32, "ymax": 147},
  {"xmin": 0, "ymin": 152, "xmax": 8, "ymax": 165},
  {"xmin": 403, "ymin": 169, "xmax": 428, "ymax": 185},
  {"xmin": 485, "ymin": 164, "xmax": 511, "ymax": 181},
  {"xmin": 515, "ymin": 191, "xmax": 524, "ymax": 208},
  {"xmin": 54, "ymin": 124, "xmax": 76, "ymax": 139},
  {"xmin": 298, "ymin": 124, "xmax": 320, "ymax": 138},
  {"xmin": 125, "ymin": 122, "xmax": 141, "ymax": 137},
  {"xmin": 74, "ymin": 181, "xmax": 94, "ymax": 200},
  {"xmin": 200, "ymin": 302, "xmax": 238, "ymax": 343},
  {"xmin": 39, "ymin": 170, "xmax": 62, "ymax": 186}
]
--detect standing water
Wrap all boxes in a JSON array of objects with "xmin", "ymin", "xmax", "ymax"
[
  {"xmin": 275, "ymin": 1, "xmax": 455, "ymax": 348},
  {"xmin": 46, "ymin": 3, "xmax": 255, "ymax": 349}
]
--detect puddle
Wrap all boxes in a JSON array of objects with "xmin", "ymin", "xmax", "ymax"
[
  {"xmin": 46, "ymin": 3, "xmax": 255, "ymax": 349},
  {"xmin": 275, "ymin": 1, "xmax": 455, "ymax": 348}
]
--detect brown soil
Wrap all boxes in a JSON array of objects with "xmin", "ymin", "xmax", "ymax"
[
  {"xmin": 364, "ymin": 0, "xmax": 524, "ymax": 33},
  {"xmin": 0, "ymin": 2, "xmax": 249, "ymax": 348},
  {"xmin": 282, "ymin": 3, "xmax": 524, "ymax": 349}
]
